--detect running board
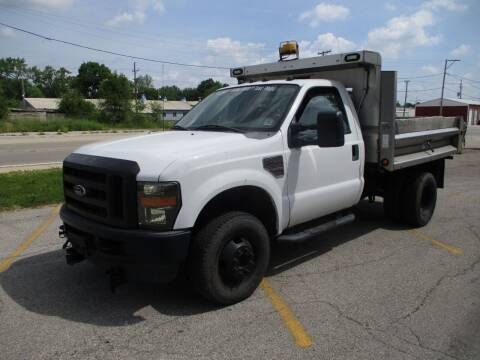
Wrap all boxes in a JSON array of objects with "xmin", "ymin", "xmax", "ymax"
[{"xmin": 277, "ymin": 213, "xmax": 355, "ymax": 242}]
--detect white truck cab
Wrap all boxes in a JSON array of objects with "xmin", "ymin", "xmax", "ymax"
[{"xmin": 60, "ymin": 45, "xmax": 463, "ymax": 304}]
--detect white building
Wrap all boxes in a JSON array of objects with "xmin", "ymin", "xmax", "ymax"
[{"xmin": 23, "ymin": 98, "xmax": 198, "ymax": 121}]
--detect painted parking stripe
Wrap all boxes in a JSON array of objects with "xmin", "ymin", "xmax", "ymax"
[
  {"xmin": 0, "ymin": 205, "xmax": 61, "ymax": 273},
  {"xmin": 408, "ymin": 229, "xmax": 463, "ymax": 256},
  {"xmin": 261, "ymin": 278, "xmax": 313, "ymax": 348}
]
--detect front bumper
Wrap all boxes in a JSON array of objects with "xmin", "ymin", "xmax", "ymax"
[{"xmin": 60, "ymin": 204, "xmax": 191, "ymax": 283}]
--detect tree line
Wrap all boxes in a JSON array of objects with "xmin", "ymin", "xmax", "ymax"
[{"xmin": 0, "ymin": 57, "xmax": 227, "ymax": 123}]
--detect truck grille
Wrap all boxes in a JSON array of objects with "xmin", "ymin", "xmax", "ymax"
[{"xmin": 63, "ymin": 153, "xmax": 140, "ymax": 229}]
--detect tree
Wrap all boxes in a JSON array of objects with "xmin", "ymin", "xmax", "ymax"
[
  {"xmin": 137, "ymin": 75, "xmax": 159, "ymax": 100},
  {"xmin": 98, "ymin": 73, "xmax": 133, "ymax": 124},
  {"xmin": 31, "ymin": 66, "xmax": 72, "ymax": 97},
  {"xmin": 197, "ymin": 78, "xmax": 224, "ymax": 99},
  {"xmin": 0, "ymin": 58, "xmax": 28, "ymax": 79},
  {"xmin": 181, "ymin": 87, "xmax": 199, "ymax": 101},
  {"xmin": 58, "ymin": 91, "xmax": 97, "ymax": 118},
  {"xmin": 137, "ymin": 74, "xmax": 154, "ymax": 92},
  {"xmin": 158, "ymin": 85, "xmax": 183, "ymax": 100},
  {"xmin": 73, "ymin": 62, "xmax": 112, "ymax": 98}
]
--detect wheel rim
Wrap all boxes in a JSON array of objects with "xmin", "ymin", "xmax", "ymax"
[{"xmin": 219, "ymin": 237, "xmax": 257, "ymax": 287}]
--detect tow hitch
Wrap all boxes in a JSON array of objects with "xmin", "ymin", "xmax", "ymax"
[{"xmin": 60, "ymin": 225, "xmax": 86, "ymax": 265}]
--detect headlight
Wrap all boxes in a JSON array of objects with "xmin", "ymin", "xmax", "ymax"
[{"xmin": 137, "ymin": 182, "xmax": 181, "ymax": 230}]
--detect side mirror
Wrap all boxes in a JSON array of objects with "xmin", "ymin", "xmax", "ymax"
[{"xmin": 317, "ymin": 111, "xmax": 345, "ymax": 147}]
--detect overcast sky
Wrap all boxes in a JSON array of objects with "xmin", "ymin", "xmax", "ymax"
[{"xmin": 0, "ymin": 0, "xmax": 479, "ymax": 102}]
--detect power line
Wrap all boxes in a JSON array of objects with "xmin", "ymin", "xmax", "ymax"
[
  {"xmin": 397, "ymin": 73, "xmax": 443, "ymax": 80},
  {"xmin": 397, "ymin": 87, "xmax": 442, "ymax": 93},
  {"xmin": 448, "ymin": 73, "xmax": 480, "ymax": 84},
  {"xmin": 0, "ymin": 22, "xmax": 231, "ymax": 70}
]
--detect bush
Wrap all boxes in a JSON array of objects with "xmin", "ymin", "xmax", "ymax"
[
  {"xmin": 58, "ymin": 91, "xmax": 97, "ymax": 118},
  {"xmin": 0, "ymin": 95, "xmax": 8, "ymax": 120},
  {"xmin": 0, "ymin": 117, "xmax": 106, "ymax": 133},
  {"xmin": 0, "ymin": 116, "xmax": 166, "ymax": 133}
]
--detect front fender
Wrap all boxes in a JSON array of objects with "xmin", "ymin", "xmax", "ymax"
[{"xmin": 173, "ymin": 168, "xmax": 283, "ymax": 232}]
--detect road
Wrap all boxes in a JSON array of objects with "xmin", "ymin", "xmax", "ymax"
[
  {"xmin": 0, "ymin": 131, "xmax": 150, "ymax": 171},
  {"xmin": 0, "ymin": 150, "xmax": 479, "ymax": 359}
]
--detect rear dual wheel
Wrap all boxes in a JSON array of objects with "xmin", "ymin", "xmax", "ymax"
[{"xmin": 384, "ymin": 172, "xmax": 437, "ymax": 227}]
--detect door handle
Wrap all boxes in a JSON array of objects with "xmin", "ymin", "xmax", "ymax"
[{"xmin": 352, "ymin": 144, "xmax": 359, "ymax": 161}]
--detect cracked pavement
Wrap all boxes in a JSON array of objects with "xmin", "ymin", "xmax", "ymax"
[{"xmin": 0, "ymin": 150, "xmax": 479, "ymax": 359}]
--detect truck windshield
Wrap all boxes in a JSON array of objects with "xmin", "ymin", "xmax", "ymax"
[{"xmin": 176, "ymin": 84, "xmax": 299, "ymax": 132}]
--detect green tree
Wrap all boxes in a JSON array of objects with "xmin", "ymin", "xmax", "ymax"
[
  {"xmin": 158, "ymin": 85, "xmax": 183, "ymax": 100},
  {"xmin": 0, "ymin": 58, "xmax": 28, "ymax": 79},
  {"xmin": 0, "ymin": 58, "xmax": 31, "ymax": 101},
  {"xmin": 137, "ymin": 75, "xmax": 159, "ymax": 100},
  {"xmin": 181, "ymin": 87, "xmax": 199, "ymax": 101},
  {"xmin": 58, "ymin": 91, "xmax": 97, "ymax": 118},
  {"xmin": 31, "ymin": 66, "xmax": 72, "ymax": 97},
  {"xmin": 73, "ymin": 62, "xmax": 112, "ymax": 98},
  {"xmin": 196, "ymin": 78, "xmax": 224, "ymax": 99},
  {"xmin": 98, "ymin": 73, "xmax": 133, "ymax": 124}
]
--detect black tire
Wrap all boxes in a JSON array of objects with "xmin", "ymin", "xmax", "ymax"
[
  {"xmin": 188, "ymin": 211, "xmax": 270, "ymax": 305},
  {"xmin": 401, "ymin": 172, "xmax": 437, "ymax": 227}
]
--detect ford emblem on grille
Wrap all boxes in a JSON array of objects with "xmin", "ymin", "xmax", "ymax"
[{"xmin": 73, "ymin": 184, "xmax": 87, "ymax": 197}]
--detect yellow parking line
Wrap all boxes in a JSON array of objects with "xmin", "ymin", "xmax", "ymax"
[
  {"xmin": 408, "ymin": 229, "xmax": 463, "ymax": 256},
  {"xmin": 0, "ymin": 205, "xmax": 61, "ymax": 273},
  {"xmin": 260, "ymin": 278, "xmax": 313, "ymax": 348}
]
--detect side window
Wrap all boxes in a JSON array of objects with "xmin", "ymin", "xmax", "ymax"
[{"xmin": 296, "ymin": 87, "xmax": 351, "ymax": 137}]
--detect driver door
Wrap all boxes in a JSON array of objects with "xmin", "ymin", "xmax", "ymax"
[{"xmin": 286, "ymin": 87, "xmax": 362, "ymax": 227}]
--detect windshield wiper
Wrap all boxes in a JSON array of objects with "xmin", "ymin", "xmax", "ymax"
[
  {"xmin": 192, "ymin": 124, "xmax": 244, "ymax": 133},
  {"xmin": 171, "ymin": 124, "xmax": 188, "ymax": 130}
]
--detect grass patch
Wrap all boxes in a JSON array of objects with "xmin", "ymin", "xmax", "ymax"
[
  {"xmin": 0, "ymin": 168, "xmax": 63, "ymax": 211},
  {"xmin": 1, "ymin": 116, "xmax": 174, "ymax": 133}
]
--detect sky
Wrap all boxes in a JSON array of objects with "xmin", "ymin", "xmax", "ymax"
[{"xmin": 0, "ymin": 0, "xmax": 479, "ymax": 103}]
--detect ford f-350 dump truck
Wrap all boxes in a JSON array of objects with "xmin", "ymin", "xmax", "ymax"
[{"xmin": 60, "ymin": 45, "xmax": 462, "ymax": 304}]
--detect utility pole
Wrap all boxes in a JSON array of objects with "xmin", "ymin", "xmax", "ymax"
[
  {"xmin": 440, "ymin": 59, "xmax": 460, "ymax": 116},
  {"xmin": 161, "ymin": 64, "xmax": 165, "ymax": 130},
  {"xmin": 318, "ymin": 49, "xmax": 332, "ymax": 56},
  {"xmin": 403, "ymin": 80, "xmax": 410, "ymax": 118},
  {"xmin": 458, "ymin": 79, "xmax": 463, "ymax": 99},
  {"xmin": 132, "ymin": 62, "xmax": 139, "ymax": 109}
]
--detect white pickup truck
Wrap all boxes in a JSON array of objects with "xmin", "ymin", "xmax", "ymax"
[{"xmin": 60, "ymin": 47, "xmax": 463, "ymax": 304}]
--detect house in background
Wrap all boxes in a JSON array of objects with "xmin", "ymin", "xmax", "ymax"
[
  {"xmin": 415, "ymin": 98, "xmax": 480, "ymax": 125},
  {"xmin": 21, "ymin": 98, "xmax": 198, "ymax": 121}
]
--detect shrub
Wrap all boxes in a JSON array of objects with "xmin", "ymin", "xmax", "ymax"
[
  {"xmin": 58, "ymin": 91, "xmax": 97, "ymax": 118},
  {"xmin": 0, "ymin": 95, "xmax": 8, "ymax": 120}
]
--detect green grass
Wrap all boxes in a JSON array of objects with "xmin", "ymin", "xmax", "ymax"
[
  {"xmin": 0, "ymin": 168, "xmax": 63, "ymax": 211},
  {"xmin": 0, "ymin": 116, "xmax": 172, "ymax": 133}
]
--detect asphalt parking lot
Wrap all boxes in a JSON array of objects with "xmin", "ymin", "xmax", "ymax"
[{"xmin": 0, "ymin": 150, "xmax": 479, "ymax": 360}]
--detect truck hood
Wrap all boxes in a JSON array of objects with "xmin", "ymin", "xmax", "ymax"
[{"xmin": 74, "ymin": 130, "xmax": 273, "ymax": 181}]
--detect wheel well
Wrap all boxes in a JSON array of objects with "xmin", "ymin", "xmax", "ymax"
[{"xmin": 193, "ymin": 186, "xmax": 278, "ymax": 237}]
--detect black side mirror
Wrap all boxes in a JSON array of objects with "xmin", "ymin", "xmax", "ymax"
[{"xmin": 317, "ymin": 111, "xmax": 345, "ymax": 147}]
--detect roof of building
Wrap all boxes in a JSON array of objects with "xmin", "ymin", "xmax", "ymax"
[
  {"xmin": 23, "ymin": 98, "xmax": 198, "ymax": 113},
  {"xmin": 416, "ymin": 98, "xmax": 480, "ymax": 107}
]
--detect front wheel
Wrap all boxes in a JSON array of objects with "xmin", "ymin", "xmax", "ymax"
[{"xmin": 188, "ymin": 211, "xmax": 270, "ymax": 305}]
